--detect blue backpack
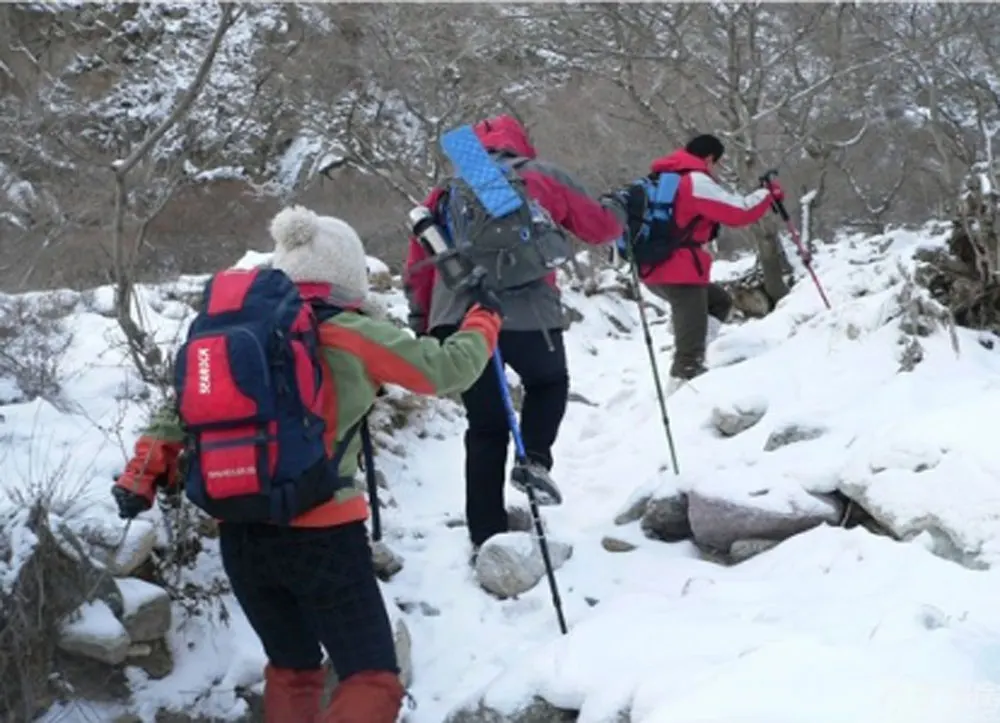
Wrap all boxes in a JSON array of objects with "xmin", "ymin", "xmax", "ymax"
[
  {"xmin": 174, "ymin": 267, "xmax": 359, "ymax": 525},
  {"xmin": 614, "ymin": 171, "xmax": 701, "ymax": 270}
]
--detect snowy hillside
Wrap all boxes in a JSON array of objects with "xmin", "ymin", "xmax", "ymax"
[{"xmin": 6, "ymin": 225, "xmax": 1000, "ymax": 722}]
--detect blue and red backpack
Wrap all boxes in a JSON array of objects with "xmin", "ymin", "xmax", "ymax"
[{"xmin": 173, "ymin": 267, "xmax": 359, "ymax": 525}]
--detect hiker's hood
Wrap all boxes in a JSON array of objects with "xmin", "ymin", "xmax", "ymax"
[{"xmin": 473, "ymin": 115, "xmax": 537, "ymax": 159}]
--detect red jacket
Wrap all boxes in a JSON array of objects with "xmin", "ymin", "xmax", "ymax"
[
  {"xmin": 642, "ymin": 150, "xmax": 774, "ymax": 286},
  {"xmin": 404, "ymin": 115, "xmax": 623, "ymax": 332}
]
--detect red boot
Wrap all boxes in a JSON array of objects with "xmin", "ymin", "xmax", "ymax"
[
  {"xmin": 263, "ymin": 664, "xmax": 326, "ymax": 723},
  {"xmin": 321, "ymin": 671, "xmax": 404, "ymax": 723}
]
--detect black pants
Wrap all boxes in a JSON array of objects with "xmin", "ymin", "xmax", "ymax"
[
  {"xmin": 219, "ymin": 520, "xmax": 398, "ymax": 677},
  {"xmin": 648, "ymin": 283, "xmax": 732, "ymax": 380},
  {"xmin": 433, "ymin": 327, "xmax": 569, "ymax": 546}
]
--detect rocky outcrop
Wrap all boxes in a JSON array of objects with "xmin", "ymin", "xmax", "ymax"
[{"xmin": 0, "ymin": 506, "xmax": 176, "ymax": 720}]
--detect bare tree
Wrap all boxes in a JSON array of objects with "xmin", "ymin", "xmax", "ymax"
[{"xmin": 107, "ymin": 5, "xmax": 242, "ymax": 383}]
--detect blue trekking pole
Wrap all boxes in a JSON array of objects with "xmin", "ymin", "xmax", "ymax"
[
  {"xmin": 410, "ymin": 205, "xmax": 569, "ymax": 636},
  {"xmin": 492, "ymin": 350, "xmax": 568, "ymax": 635}
]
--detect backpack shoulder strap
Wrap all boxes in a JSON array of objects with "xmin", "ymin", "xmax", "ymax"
[{"xmin": 311, "ymin": 300, "xmax": 345, "ymax": 324}]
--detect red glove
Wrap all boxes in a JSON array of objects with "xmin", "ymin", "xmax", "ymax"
[
  {"xmin": 112, "ymin": 436, "xmax": 183, "ymax": 517},
  {"xmin": 766, "ymin": 180, "xmax": 785, "ymax": 203}
]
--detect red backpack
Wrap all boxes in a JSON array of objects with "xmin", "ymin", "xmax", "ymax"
[{"xmin": 174, "ymin": 267, "xmax": 358, "ymax": 524}]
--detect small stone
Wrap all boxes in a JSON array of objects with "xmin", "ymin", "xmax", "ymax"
[
  {"xmin": 763, "ymin": 424, "xmax": 825, "ymax": 452},
  {"xmin": 710, "ymin": 397, "xmax": 768, "ymax": 437},
  {"xmin": 117, "ymin": 577, "xmax": 172, "ymax": 642},
  {"xmin": 395, "ymin": 616, "xmax": 413, "ymax": 689},
  {"xmin": 371, "ymin": 541, "xmax": 404, "ymax": 581},
  {"xmin": 396, "ymin": 599, "xmax": 442, "ymax": 617},
  {"xmin": 601, "ymin": 536, "xmax": 637, "ymax": 553}
]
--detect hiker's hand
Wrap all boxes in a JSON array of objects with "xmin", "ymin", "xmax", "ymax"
[
  {"xmin": 112, "ymin": 484, "xmax": 152, "ymax": 520},
  {"xmin": 764, "ymin": 179, "xmax": 785, "ymax": 203},
  {"xmin": 469, "ymin": 285, "xmax": 503, "ymax": 317},
  {"xmin": 798, "ymin": 247, "xmax": 813, "ymax": 265}
]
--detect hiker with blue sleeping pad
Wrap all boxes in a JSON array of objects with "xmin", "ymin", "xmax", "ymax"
[
  {"xmin": 404, "ymin": 114, "xmax": 623, "ymax": 561},
  {"xmin": 112, "ymin": 205, "xmax": 502, "ymax": 723},
  {"xmin": 604, "ymin": 134, "xmax": 784, "ymax": 395}
]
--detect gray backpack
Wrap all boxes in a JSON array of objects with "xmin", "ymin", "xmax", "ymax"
[{"xmin": 441, "ymin": 158, "xmax": 572, "ymax": 291}]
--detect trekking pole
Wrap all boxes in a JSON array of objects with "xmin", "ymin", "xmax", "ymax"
[
  {"xmin": 625, "ymin": 236, "xmax": 680, "ymax": 476},
  {"xmin": 759, "ymin": 169, "xmax": 832, "ymax": 310},
  {"xmin": 492, "ymin": 351, "xmax": 569, "ymax": 636},
  {"xmin": 408, "ymin": 205, "xmax": 568, "ymax": 635},
  {"xmin": 360, "ymin": 418, "xmax": 381, "ymax": 542}
]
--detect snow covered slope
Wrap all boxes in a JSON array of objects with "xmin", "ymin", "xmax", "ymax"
[{"xmin": 6, "ymin": 224, "xmax": 1000, "ymax": 722}]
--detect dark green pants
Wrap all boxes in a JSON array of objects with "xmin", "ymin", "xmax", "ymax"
[{"xmin": 648, "ymin": 283, "xmax": 732, "ymax": 380}]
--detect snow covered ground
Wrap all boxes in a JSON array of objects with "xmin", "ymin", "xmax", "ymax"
[{"xmin": 9, "ymin": 224, "xmax": 1000, "ymax": 722}]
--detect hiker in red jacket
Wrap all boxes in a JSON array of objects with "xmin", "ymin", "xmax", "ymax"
[
  {"xmin": 404, "ymin": 114, "xmax": 623, "ymax": 558},
  {"xmin": 606, "ymin": 134, "xmax": 784, "ymax": 393}
]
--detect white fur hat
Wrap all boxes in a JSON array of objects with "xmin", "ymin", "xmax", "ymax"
[{"xmin": 269, "ymin": 205, "xmax": 369, "ymax": 303}]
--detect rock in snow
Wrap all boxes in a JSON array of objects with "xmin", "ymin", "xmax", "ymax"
[
  {"xmin": 640, "ymin": 488, "xmax": 692, "ymax": 542},
  {"xmin": 763, "ymin": 423, "xmax": 826, "ymax": 452},
  {"xmin": 612, "ymin": 489, "xmax": 652, "ymax": 526},
  {"xmin": 709, "ymin": 396, "xmax": 768, "ymax": 437},
  {"xmin": 116, "ymin": 576, "xmax": 172, "ymax": 643},
  {"xmin": 103, "ymin": 518, "xmax": 157, "ymax": 576},
  {"xmin": 687, "ymin": 488, "xmax": 843, "ymax": 553},
  {"xmin": 58, "ymin": 599, "xmax": 131, "ymax": 666},
  {"xmin": 601, "ymin": 536, "xmax": 637, "ymax": 553},
  {"xmin": 371, "ymin": 540, "xmax": 405, "ymax": 581},
  {"xmin": 474, "ymin": 532, "xmax": 572, "ymax": 599},
  {"xmin": 729, "ymin": 537, "xmax": 781, "ymax": 563}
]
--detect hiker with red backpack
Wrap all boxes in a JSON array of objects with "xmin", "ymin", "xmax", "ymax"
[
  {"xmin": 604, "ymin": 134, "xmax": 785, "ymax": 395},
  {"xmin": 112, "ymin": 205, "xmax": 503, "ymax": 723},
  {"xmin": 404, "ymin": 114, "xmax": 623, "ymax": 560}
]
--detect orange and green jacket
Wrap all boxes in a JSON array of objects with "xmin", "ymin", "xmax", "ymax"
[{"xmin": 115, "ymin": 299, "xmax": 500, "ymax": 527}]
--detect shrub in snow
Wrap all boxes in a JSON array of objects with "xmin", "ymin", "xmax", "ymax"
[
  {"xmin": 446, "ymin": 697, "xmax": 577, "ymax": 723},
  {"xmin": 0, "ymin": 294, "xmax": 76, "ymax": 406},
  {"xmin": 0, "ymin": 505, "xmax": 122, "ymax": 720}
]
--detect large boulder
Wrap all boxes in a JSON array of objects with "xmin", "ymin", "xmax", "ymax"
[{"xmin": 688, "ymin": 488, "xmax": 843, "ymax": 553}]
